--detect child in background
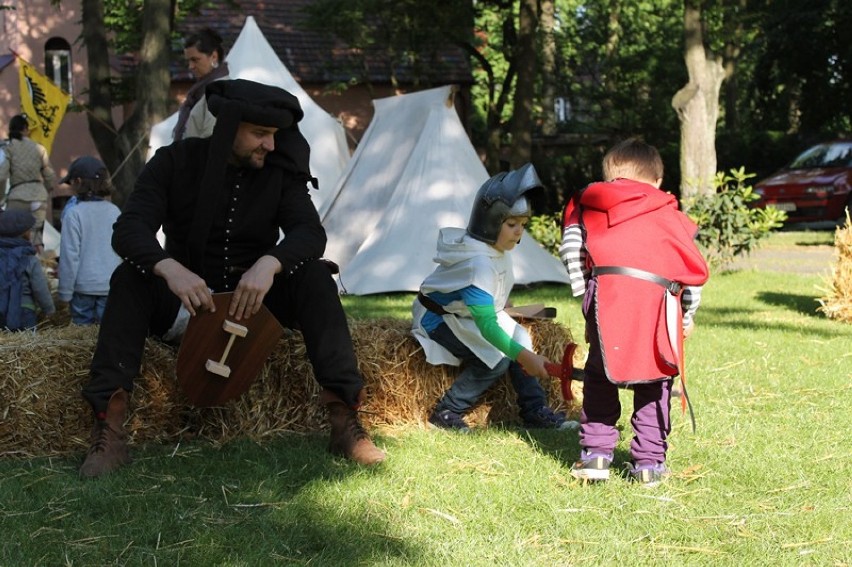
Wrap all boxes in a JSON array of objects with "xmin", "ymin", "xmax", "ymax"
[
  {"xmin": 0, "ymin": 210, "xmax": 55, "ymax": 330},
  {"xmin": 412, "ymin": 163, "xmax": 576, "ymax": 432},
  {"xmin": 58, "ymin": 157, "xmax": 122, "ymax": 325},
  {"xmin": 559, "ymin": 138, "xmax": 709, "ymax": 486}
]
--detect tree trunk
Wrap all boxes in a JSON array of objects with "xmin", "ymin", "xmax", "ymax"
[
  {"xmin": 508, "ymin": 0, "xmax": 537, "ymax": 169},
  {"xmin": 722, "ymin": 0, "xmax": 746, "ymax": 135},
  {"xmin": 81, "ymin": 0, "xmax": 172, "ymax": 206},
  {"xmin": 539, "ymin": 0, "xmax": 557, "ymax": 137},
  {"xmin": 80, "ymin": 0, "xmax": 119, "ymax": 169},
  {"xmin": 603, "ymin": 0, "xmax": 621, "ymax": 108},
  {"xmin": 671, "ymin": 0, "xmax": 725, "ymax": 200},
  {"xmin": 723, "ymin": 42, "xmax": 739, "ymax": 133}
]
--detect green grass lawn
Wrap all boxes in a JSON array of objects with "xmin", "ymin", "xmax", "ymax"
[{"xmin": 1, "ymin": 231, "xmax": 850, "ymax": 565}]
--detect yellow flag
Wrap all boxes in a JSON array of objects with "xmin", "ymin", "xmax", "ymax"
[{"xmin": 18, "ymin": 58, "xmax": 71, "ymax": 155}]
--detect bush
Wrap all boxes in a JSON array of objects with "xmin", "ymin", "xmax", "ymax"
[
  {"xmin": 527, "ymin": 213, "xmax": 563, "ymax": 257},
  {"xmin": 683, "ymin": 168, "xmax": 787, "ymax": 268}
]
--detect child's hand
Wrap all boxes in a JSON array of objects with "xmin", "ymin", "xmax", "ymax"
[
  {"xmin": 517, "ymin": 349, "xmax": 552, "ymax": 381},
  {"xmin": 683, "ymin": 320, "xmax": 695, "ymax": 339}
]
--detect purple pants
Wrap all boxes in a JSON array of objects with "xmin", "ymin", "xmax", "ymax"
[{"xmin": 580, "ymin": 292, "xmax": 673, "ymax": 466}]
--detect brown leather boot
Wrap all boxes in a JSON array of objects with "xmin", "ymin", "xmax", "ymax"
[
  {"xmin": 79, "ymin": 389, "xmax": 132, "ymax": 478},
  {"xmin": 321, "ymin": 390, "xmax": 385, "ymax": 466}
]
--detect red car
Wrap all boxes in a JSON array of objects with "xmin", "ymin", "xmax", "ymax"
[{"xmin": 754, "ymin": 140, "xmax": 852, "ymax": 224}]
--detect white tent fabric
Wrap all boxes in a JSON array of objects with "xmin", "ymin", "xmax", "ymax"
[
  {"xmin": 43, "ymin": 220, "xmax": 60, "ymax": 253},
  {"xmin": 320, "ymin": 85, "xmax": 570, "ymax": 295},
  {"xmin": 147, "ymin": 16, "xmax": 350, "ymax": 210}
]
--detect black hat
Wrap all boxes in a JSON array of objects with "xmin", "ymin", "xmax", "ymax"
[
  {"xmin": 206, "ymin": 79, "xmax": 304, "ymax": 128},
  {"xmin": 0, "ymin": 210, "xmax": 36, "ymax": 237},
  {"xmin": 60, "ymin": 156, "xmax": 107, "ymax": 184}
]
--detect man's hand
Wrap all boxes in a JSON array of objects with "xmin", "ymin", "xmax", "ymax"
[
  {"xmin": 153, "ymin": 258, "xmax": 214, "ymax": 316},
  {"xmin": 229, "ymin": 255, "xmax": 282, "ymax": 320},
  {"xmin": 516, "ymin": 348, "xmax": 553, "ymax": 381},
  {"xmin": 683, "ymin": 320, "xmax": 695, "ymax": 339}
]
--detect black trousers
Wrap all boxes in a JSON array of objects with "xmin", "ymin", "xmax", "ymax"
[{"xmin": 82, "ymin": 259, "xmax": 363, "ymax": 413}]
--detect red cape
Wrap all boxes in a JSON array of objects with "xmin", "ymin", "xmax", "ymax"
[{"xmin": 566, "ymin": 179, "xmax": 709, "ymax": 383}]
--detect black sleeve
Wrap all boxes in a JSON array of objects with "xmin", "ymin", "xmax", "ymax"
[
  {"xmin": 111, "ymin": 147, "xmax": 174, "ymax": 275},
  {"xmin": 266, "ymin": 176, "xmax": 327, "ymax": 275}
]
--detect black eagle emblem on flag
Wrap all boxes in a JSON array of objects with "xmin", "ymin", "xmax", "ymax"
[{"xmin": 23, "ymin": 67, "xmax": 60, "ymax": 139}]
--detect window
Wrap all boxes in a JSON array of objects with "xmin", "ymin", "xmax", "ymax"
[{"xmin": 44, "ymin": 37, "xmax": 72, "ymax": 95}]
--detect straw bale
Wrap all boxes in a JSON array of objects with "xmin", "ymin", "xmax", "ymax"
[
  {"xmin": 0, "ymin": 318, "xmax": 577, "ymax": 458},
  {"xmin": 818, "ymin": 214, "xmax": 852, "ymax": 323}
]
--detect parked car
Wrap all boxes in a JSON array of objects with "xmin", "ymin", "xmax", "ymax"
[{"xmin": 754, "ymin": 140, "xmax": 852, "ymax": 224}]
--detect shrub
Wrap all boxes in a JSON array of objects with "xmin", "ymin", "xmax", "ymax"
[
  {"xmin": 683, "ymin": 168, "xmax": 787, "ymax": 268},
  {"xmin": 527, "ymin": 213, "xmax": 563, "ymax": 256}
]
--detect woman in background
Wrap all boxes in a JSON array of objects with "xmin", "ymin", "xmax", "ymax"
[
  {"xmin": 0, "ymin": 114, "xmax": 56, "ymax": 252},
  {"xmin": 172, "ymin": 27, "xmax": 230, "ymax": 141}
]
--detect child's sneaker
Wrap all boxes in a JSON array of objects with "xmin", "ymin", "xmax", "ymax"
[
  {"xmin": 630, "ymin": 463, "xmax": 670, "ymax": 487},
  {"xmin": 570, "ymin": 451, "xmax": 612, "ymax": 481},
  {"xmin": 428, "ymin": 409, "xmax": 471, "ymax": 432},
  {"xmin": 522, "ymin": 406, "xmax": 579, "ymax": 431}
]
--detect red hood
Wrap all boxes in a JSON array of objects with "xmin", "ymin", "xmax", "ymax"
[{"xmin": 580, "ymin": 179, "xmax": 676, "ymax": 227}]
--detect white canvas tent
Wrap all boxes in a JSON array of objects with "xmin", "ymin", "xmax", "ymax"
[
  {"xmin": 319, "ymin": 85, "xmax": 570, "ymax": 295},
  {"xmin": 148, "ymin": 16, "xmax": 350, "ymax": 209}
]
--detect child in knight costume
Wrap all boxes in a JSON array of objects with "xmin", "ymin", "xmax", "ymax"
[
  {"xmin": 559, "ymin": 138, "xmax": 709, "ymax": 486},
  {"xmin": 412, "ymin": 163, "xmax": 577, "ymax": 432}
]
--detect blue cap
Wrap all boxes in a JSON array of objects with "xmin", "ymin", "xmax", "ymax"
[
  {"xmin": 60, "ymin": 156, "xmax": 106, "ymax": 184},
  {"xmin": 0, "ymin": 210, "xmax": 36, "ymax": 237}
]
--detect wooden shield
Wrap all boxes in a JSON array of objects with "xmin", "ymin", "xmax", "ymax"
[{"xmin": 176, "ymin": 292, "xmax": 285, "ymax": 407}]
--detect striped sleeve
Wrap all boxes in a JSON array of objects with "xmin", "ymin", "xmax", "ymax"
[
  {"xmin": 681, "ymin": 285, "xmax": 703, "ymax": 327},
  {"xmin": 558, "ymin": 224, "xmax": 589, "ymax": 297}
]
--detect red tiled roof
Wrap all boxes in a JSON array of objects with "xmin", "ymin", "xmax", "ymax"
[{"xmin": 175, "ymin": 0, "xmax": 472, "ymax": 86}]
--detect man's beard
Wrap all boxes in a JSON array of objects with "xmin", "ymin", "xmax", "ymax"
[{"xmin": 234, "ymin": 149, "xmax": 267, "ymax": 169}]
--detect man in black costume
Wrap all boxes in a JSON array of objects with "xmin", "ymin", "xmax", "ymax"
[{"xmin": 79, "ymin": 79, "xmax": 384, "ymax": 478}]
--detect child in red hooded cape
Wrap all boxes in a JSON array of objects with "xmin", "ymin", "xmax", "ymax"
[{"xmin": 559, "ymin": 138, "xmax": 709, "ymax": 486}]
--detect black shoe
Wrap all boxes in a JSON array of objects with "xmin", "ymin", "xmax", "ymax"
[
  {"xmin": 428, "ymin": 409, "xmax": 471, "ymax": 432},
  {"xmin": 522, "ymin": 406, "xmax": 579, "ymax": 430}
]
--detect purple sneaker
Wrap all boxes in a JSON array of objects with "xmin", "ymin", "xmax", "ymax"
[
  {"xmin": 570, "ymin": 450, "xmax": 613, "ymax": 481},
  {"xmin": 630, "ymin": 463, "xmax": 670, "ymax": 487}
]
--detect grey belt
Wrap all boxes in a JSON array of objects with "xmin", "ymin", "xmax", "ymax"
[{"xmin": 592, "ymin": 265, "xmax": 683, "ymax": 294}]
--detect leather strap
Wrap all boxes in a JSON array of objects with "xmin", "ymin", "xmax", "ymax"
[
  {"xmin": 417, "ymin": 292, "xmax": 449, "ymax": 315},
  {"xmin": 592, "ymin": 265, "xmax": 683, "ymax": 294}
]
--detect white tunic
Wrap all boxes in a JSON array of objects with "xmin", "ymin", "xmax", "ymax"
[{"xmin": 411, "ymin": 227, "xmax": 533, "ymax": 369}]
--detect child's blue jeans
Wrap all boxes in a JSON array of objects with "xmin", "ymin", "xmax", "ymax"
[
  {"xmin": 70, "ymin": 293, "xmax": 108, "ymax": 326},
  {"xmin": 428, "ymin": 322, "xmax": 547, "ymax": 416}
]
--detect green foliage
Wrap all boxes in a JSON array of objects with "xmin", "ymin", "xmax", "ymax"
[
  {"xmin": 750, "ymin": 0, "xmax": 852, "ymax": 138},
  {"xmin": 301, "ymin": 0, "xmax": 475, "ymax": 88},
  {"xmin": 526, "ymin": 213, "xmax": 563, "ymax": 256},
  {"xmin": 684, "ymin": 167, "xmax": 788, "ymax": 268},
  {"xmin": 524, "ymin": 0, "xmax": 687, "ymax": 203}
]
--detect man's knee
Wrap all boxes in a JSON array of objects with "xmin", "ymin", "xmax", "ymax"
[{"xmin": 291, "ymin": 259, "xmax": 339, "ymax": 295}]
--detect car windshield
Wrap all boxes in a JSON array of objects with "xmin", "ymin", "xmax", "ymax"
[{"xmin": 788, "ymin": 142, "xmax": 852, "ymax": 169}]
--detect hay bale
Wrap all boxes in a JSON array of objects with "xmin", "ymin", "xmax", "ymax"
[
  {"xmin": 0, "ymin": 318, "xmax": 577, "ymax": 457},
  {"xmin": 819, "ymin": 213, "xmax": 852, "ymax": 323}
]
